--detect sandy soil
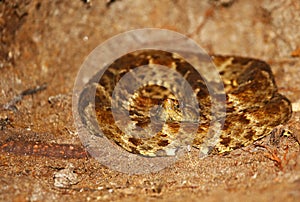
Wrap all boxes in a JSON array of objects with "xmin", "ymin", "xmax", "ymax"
[{"xmin": 0, "ymin": 0, "xmax": 300, "ymax": 201}]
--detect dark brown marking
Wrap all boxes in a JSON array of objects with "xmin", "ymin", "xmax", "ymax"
[
  {"xmin": 220, "ymin": 137, "xmax": 232, "ymax": 147},
  {"xmin": 128, "ymin": 137, "xmax": 142, "ymax": 146},
  {"xmin": 244, "ymin": 130, "xmax": 255, "ymax": 140},
  {"xmin": 157, "ymin": 140, "xmax": 169, "ymax": 147}
]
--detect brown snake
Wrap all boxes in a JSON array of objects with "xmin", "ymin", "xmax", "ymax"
[{"xmin": 78, "ymin": 50, "xmax": 292, "ymax": 157}]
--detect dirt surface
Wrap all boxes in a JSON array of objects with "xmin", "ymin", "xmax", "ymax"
[{"xmin": 0, "ymin": 0, "xmax": 300, "ymax": 201}]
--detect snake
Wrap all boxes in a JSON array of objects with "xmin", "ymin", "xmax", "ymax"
[{"xmin": 78, "ymin": 50, "xmax": 292, "ymax": 157}]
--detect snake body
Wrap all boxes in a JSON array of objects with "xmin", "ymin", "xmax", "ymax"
[{"xmin": 79, "ymin": 50, "xmax": 292, "ymax": 157}]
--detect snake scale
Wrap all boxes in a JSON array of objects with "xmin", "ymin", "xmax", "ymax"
[{"xmin": 78, "ymin": 50, "xmax": 292, "ymax": 157}]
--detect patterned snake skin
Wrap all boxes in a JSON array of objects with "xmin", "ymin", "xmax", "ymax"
[{"xmin": 78, "ymin": 50, "xmax": 292, "ymax": 157}]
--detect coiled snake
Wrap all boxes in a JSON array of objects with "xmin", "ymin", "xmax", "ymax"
[{"xmin": 78, "ymin": 50, "xmax": 292, "ymax": 157}]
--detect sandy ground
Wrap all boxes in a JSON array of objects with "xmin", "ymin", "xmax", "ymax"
[{"xmin": 0, "ymin": 0, "xmax": 300, "ymax": 201}]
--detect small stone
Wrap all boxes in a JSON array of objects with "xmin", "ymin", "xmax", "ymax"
[{"xmin": 53, "ymin": 163, "xmax": 79, "ymax": 188}]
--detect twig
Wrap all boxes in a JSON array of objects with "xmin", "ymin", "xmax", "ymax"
[
  {"xmin": 255, "ymin": 143, "xmax": 283, "ymax": 170},
  {"xmin": 2, "ymin": 83, "xmax": 47, "ymax": 111}
]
